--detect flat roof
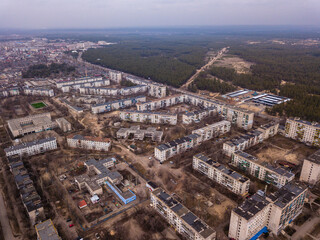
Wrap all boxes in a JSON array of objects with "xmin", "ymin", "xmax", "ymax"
[{"xmin": 35, "ymin": 219, "xmax": 60, "ymax": 240}]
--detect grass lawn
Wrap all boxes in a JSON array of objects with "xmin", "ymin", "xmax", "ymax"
[{"xmin": 31, "ymin": 102, "xmax": 46, "ymax": 109}]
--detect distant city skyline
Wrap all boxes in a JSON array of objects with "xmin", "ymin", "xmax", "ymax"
[{"xmin": 0, "ymin": 0, "xmax": 319, "ymax": 29}]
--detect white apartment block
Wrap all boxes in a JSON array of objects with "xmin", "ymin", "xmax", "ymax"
[
  {"xmin": 56, "ymin": 77, "xmax": 103, "ymax": 88},
  {"xmin": 55, "ymin": 117, "xmax": 72, "ymax": 132},
  {"xmin": 150, "ymin": 188, "xmax": 216, "ymax": 240},
  {"xmin": 284, "ymin": 118, "xmax": 320, "ymax": 147},
  {"xmin": 300, "ymin": 149, "xmax": 320, "ymax": 185},
  {"xmin": 223, "ymin": 130, "xmax": 264, "ymax": 157},
  {"xmin": 119, "ymin": 110, "xmax": 178, "ymax": 125},
  {"xmin": 231, "ymin": 151, "xmax": 295, "ymax": 188},
  {"xmin": 91, "ymin": 96, "xmax": 146, "ymax": 114},
  {"xmin": 155, "ymin": 120, "xmax": 231, "ymax": 162},
  {"xmin": 4, "ymin": 137, "xmax": 57, "ymax": 157},
  {"xmin": 116, "ymin": 125, "xmax": 163, "ymax": 142},
  {"xmin": 182, "ymin": 107, "xmax": 216, "ymax": 125},
  {"xmin": 60, "ymin": 79, "xmax": 110, "ymax": 93},
  {"xmin": 257, "ymin": 122, "xmax": 279, "ymax": 139},
  {"xmin": 136, "ymin": 93, "xmax": 254, "ymax": 129},
  {"xmin": 24, "ymin": 87, "xmax": 54, "ymax": 97},
  {"xmin": 7, "ymin": 112, "xmax": 57, "ymax": 138},
  {"xmin": 193, "ymin": 153, "xmax": 250, "ymax": 195},
  {"xmin": 67, "ymin": 134, "xmax": 111, "ymax": 151},
  {"xmin": 109, "ymin": 71, "xmax": 122, "ymax": 82},
  {"xmin": 229, "ymin": 182, "xmax": 307, "ymax": 240},
  {"xmin": 79, "ymin": 85, "xmax": 147, "ymax": 96},
  {"xmin": 0, "ymin": 88, "xmax": 20, "ymax": 97}
]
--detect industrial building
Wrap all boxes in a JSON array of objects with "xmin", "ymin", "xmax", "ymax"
[
  {"xmin": 231, "ymin": 151, "xmax": 295, "ymax": 188},
  {"xmin": 91, "ymin": 95, "xmax": 146, "ymax": 114},
  {"xmin": 284, "ymin": 118, "xmax": 320, "ymax": 147},
  {"xmin": 119, "ymin": 110, "xmax": 178, "ymax": 125},
  {"xmin": 150, "ymin": 188, "xmax": 216, "ymax": 240},
  {"xmin": 250, "ymin": 93, "xmax": 290, "ymax": 107},
  {"xmin": 182, "ymin": 107, "xmax": 216, "ymax": 125},
  {"xmin": 300, "ymin": 149, "xmax": 320, "ymax": 185},
  {"xmin": 193, "ymin": 153, "xmax": 250, "ymax": 195},
  {"xmin": 23, "ymin": 87, "xmax": 55, "ymax": 97},
  {"xmin": 7, "ymin": 112, "xmax": 57, "ymax": 138},
  {"xmin": 116, "ymin": 125, "xmax": 163, "ymax": 142},
  {"xmin": 35, "ymin": 219, "xmax": 61, "ymax": 240},
  {"xmin": 4, "ymin": 137, "xmax": 57, "ymax": 157},
  {"xmin": 155, "ymin": 120, "xmax": 231, "ymax": 162},
  {"xmin": 67, "ymin": 134, "xmax": 111, "ymax": 151},
  {"xmin": 229, "ymin": 182, "xmax": 307, "ymax": 240}
]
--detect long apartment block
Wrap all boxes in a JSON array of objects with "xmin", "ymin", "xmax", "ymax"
[
  {"xmin": 116, "ymin": 125, "xmax": 163, "ymax": 142},
  {"xmin": 193, "ymin": 153, "xmax": 250, "ymax": 195},
  {"xmin": 67, "ymin": 134, "xmax": 111, "ymax": 151},
  {"xmin": 4, "ymin": 137, "xmax": 57, "ymax": 157},
  {"xmin": 182, "ymin": 107, "xmax": 216, "ymax": 125},
  {"xmin": 79, "ymin": 84, "xmax": 148, "ymax": 96},
  {"xmin": 91, "ymin": 95, "xmax": 146, "ymax": 114},
  {"xmin": 231, "ymin": 151, "xmax": 295, "ymax": 188},
  {"xmin": 284, "ymin": 118, "xmax": 320, "ymax": 147},
  {"xmin": 300, "ymin": 149, "xmax": 320, "ymax": 185},
  {"xmin": 7, "ymin": 112, "xmax": 57, "ymax": 137},
  {"xmin": 155, "ymin": 121, "xmax": 231, "ymax": 162},
  {"xmin": 136, "ymin": 93, "xmax": 254, "ymax": 129},
  {"xmin": 60, "ymin": 79, "xmax": 110, "ymax": 93},
  {"xmin": 119, "ymin": 110, "xmax": 178, "ymax": 125},
  {"xmin": 56, "ymin": 76, "xmax": 104, "ymax": 88},
  {"xmin": 151, "ymin": 188, "xmax": 216, "ymax": 240},
  {"xmin": 23, "ymin": 87, "xmax": 55, "ymax": 97},
  {"xmin": 229, "ymin": 182, "xmax": 307, "ymax": 240}
]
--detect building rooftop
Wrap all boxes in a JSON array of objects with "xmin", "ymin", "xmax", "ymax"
[
  {"xmin": 93, "ymin": 95, "xmax": 146, "ymax": 107},
  {"xmin": 305, "ymin": 149, "xmax": 320, "ymax": 164},
  {"xmin": 67, "ymin": 134, "xmax": 111, "ymax": 143},
  {"xmin": 4, "ymin": 137, "xmax": 56, "ymax": 153},
  {"xmin": 35, "ymin": 219, "xmax": 61, "ymax": 240}
]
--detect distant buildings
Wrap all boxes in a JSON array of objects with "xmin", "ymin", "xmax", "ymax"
[
  {"xmin": 150, "ymin": 188, "xmax": 216, "ymax": 240},
  {"xmin": 229, "ymin": 182, "xmax": 307, "ymax": 240},
  {"xmin": 56, "ymin": 76, "xmax": 105, "ymax": 92},
  {"xmin": 4, "ymin": 137, "xmax": 57, "ymax": 157},
  {"xmin": 193, "ymin": 153, "xmax": 250, "ymax": 195},
  {"xmin": 67, "ymin": 134, "xmax": 111, "ymax": 151},
  {"xmin": 7, "ymin": 112, "xmax": 56, "ymax": 138},
  {"xmin": 0, "ymin": 88, "xmax": 20, "ymax": 97},
  {"xmin": 119, "ymin": 110, "xmax": 177, "ymax": 125},
  {"xmin": 91, "ymin": 96, "xmax": 146, "ymax": 114},
  {"xmin": 155, "ymin": 121, "xmax": 231, "ymax": 162},
  {"xmin": 284, "ymin": 118, "xmax": 320, "ymax": 147},
  {"xmin": 35, "ymin": 219, "xmax": 61, "ymax": 240},
  {"xmin": 231, "ymin": 150, "xmax": 295, "ymax": 188},
  {"xmin": 79, "ymin": 85, "xmax": 147, "ymax": 96},
  {"xmin": 182, "ymin": 107, "xmax": 216, "ymax": 125},
  {"xmin": 300, "ymin": 149, "xmax": 320, "ymax": 185},
  {"xmin": 23, "ymin": 87, "xmax": 54, "ymax": 97},
  {"xmin": 116, "ymin": 125, "xmax": 163, "ymax": 142}
]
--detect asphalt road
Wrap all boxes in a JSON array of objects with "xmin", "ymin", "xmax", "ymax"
[{"xmin": 0, "ymin": 188, "xmax": 15, "ymax": 240}]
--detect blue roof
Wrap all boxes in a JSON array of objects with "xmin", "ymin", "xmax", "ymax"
[{"xmin": 250, "ymin": 226, "xmax": 268, "ymax": 240}]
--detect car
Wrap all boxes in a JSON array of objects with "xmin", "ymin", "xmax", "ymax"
[
  {"xmin": 66, "ymin": 218, "xmax": 72, "ymax": 222},
  {"xmin": 69, "ymin": 224, "xmax": 74, "ymax": 228}
]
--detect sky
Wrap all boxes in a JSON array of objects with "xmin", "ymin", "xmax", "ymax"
[{"xmin": 0, "ymin": 0, "xmax": 319, "ymax": 29}]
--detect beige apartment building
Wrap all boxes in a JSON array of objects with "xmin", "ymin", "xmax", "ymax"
[{"xmin": 300, "ymin": 149, "xmax": 320, "ymax": 185}]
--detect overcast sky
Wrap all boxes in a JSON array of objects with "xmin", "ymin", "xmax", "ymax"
[{"xmin": 0, "ymin": 0, "xmax": 319, "ymax": 29}]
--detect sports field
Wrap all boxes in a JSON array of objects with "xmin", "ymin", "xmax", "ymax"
[{"xmin": 31, "ymin": 102, "xmax": 46, "ymax": 109}]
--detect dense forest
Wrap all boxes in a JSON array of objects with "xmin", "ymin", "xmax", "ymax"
[{"xmin": 22, "ymin": 63, "xmax": 75, "ymax": 78}]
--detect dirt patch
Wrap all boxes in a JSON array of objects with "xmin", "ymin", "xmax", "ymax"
[
  {"xmin": 208, "ymin": 198, "xmax": 235, "ymax": 220},
  {"xmin": 213, "ymin": 55, "xmax": 254, "ymax": 74}
]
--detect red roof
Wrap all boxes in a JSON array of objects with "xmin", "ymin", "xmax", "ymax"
[{"xmin": 78, "ymin": 200, "xmax": 87, "ymax": 208}]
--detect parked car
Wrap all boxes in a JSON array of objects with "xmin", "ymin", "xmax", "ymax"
[
  {"xmin": 66, "ymin": 218, "xmax": 72, "ymax": 222},
  {"xmin": 69, "ymin": 224, "xmax": 74, "ymax": 228}
]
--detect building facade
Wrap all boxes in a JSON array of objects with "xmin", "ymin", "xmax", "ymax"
[
  {"xmin": 151, "ymin": 188, "xmax": 216, "ymax": 240},
  {"xmin": 193, "ymin": 153, "xmax": 250, "ymax": 195},
  {"xmin": 24, "ymin": 87, "xmax": 55, "ymax": 97},
  {"xmin": 67, "ymin": 134, "xmax": 111, "ymax": 151},
  {"xmin": 116, "ymin": 125, "xmax": 163, "ymax": 142},
  {"xmin": 182, "ymin": 107, "xmax": 216, "ymax": 125},
  {"xmin": 119, "ymin": 110, "xmax": 177, "ymax": 125},
  {"xmin": 79, "ymin": 85, "xmax": 147, "ymax": 96},
  {"xmin": 300, "ymin": 149, "xmax": 320, "ymax": 185}
]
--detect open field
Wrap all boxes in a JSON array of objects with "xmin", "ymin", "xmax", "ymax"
[{"xmin": 213, "ymin": 54, "xmax": 254, "ymax": 74}]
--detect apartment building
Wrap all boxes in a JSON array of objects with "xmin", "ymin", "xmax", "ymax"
[
  {"xmin": 193, "ymin": 153, "xmax": 250, "ymax": 195},
  {"xmin": 7, "ymin": 112, "xmax": 57, "ymax": 137},
  {"xmin": 300, "ymin": 149, "xmax": 320, "ymax": 185},
  {"xmin": 75, "ymin": 158, "xmax": 122, "ymax": 196},
  {"xmin": 136, "ymin": 93, "xmax": 254, "ymax": 129},
  {"xmin": 182, "ymin": 107, "xmax": 216, "ymax": 124},
  {"xmin": 155, "ymin": 120, "xmax": 231, "ymax": 162},
  {"xmin": 4, "ymin": 137, "xmax": 57, "ymax": 157},
  {"xmin": 91, "ymin": 95, "xmax": 146, "ymax": 114},
  {"xmin": 0, "ymin": 88, "xmax": 20, "ymax": 97},
  {"xmin": 56, "ymin": 77, "xmax": 103, "ymax": 88},
  {"xmin": 284, "ymin": 118, "xmax": 320, "ymax": 147},
  {"xmin": 23, "ymin": 87, "xmax": 55, "ymax": 97},
  {"xmin": 229, "ymin": 182, "xmax": 307, "ymax": 240},
  {"xmin": 231, "ymin": 151, "xmax": 295, "ymax": 188},
  {"xmin": 79, "ymin": 84, "xmax": 147, "ymax": 96},
  {"xmin": 35, "ymin": 219, "xmax": 61, "ymax": 240},
  {"xmin": 257, "ymin": 122, "xmax": 279, "ymax": 139},
  {"xmin": 150, "ymin": 188, "xmax": 216, "ymax": 240},
  {"xmin": 8, "ymin": 155, "xmax": 43, "ymax": 225},
  {"xmin": 223, "ymin": 130, "xmax": 264, "ymax": 157},
  {"xmin": 55, "ymin": 117, "xmax": 72, "ymax": 132},
  {"xmin": 67, "ymin": 134, "xmax": 111, "ymax": 151},
  {"xmin": 61, "ymin": 99, "xmax": 84, "ymax": 114},
  {"xmin": 119, "ymin": 110, "xmax": 178, "ymax": 125},
  {"xmin": 60, "ymin": 79, "xmax": 110, "ymax": 93},
  {"xmin": 109, "ymin": 71, "xmax": 122, "ymax": 82},
  {"xmin": 192, "ymin": 120, "xmax": 231, "ymax": 143},
  {"xmin": 116, "ymin": 125, "xmax": 163, "ymax": 142}
]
